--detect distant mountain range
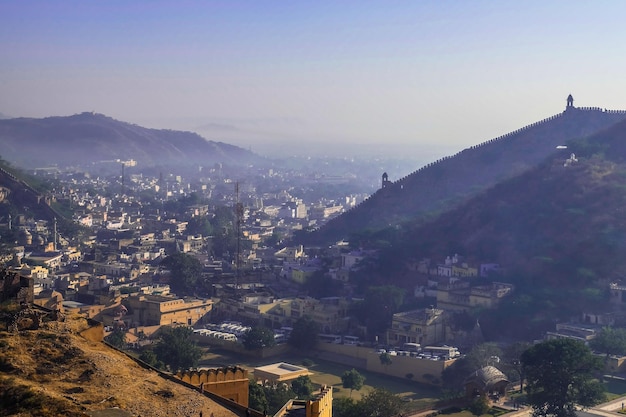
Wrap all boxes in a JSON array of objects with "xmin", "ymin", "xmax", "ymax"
[
  {"xmin": 304, "ymin": 105, "xmax": 626, "ymax": 244},
  {"xmin": 0, "ymin": 112, "xmax": 261, "ymax": 168}
]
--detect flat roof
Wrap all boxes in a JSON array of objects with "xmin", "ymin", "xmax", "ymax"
[
  {"xmin": 253, "ymin": 362, "xmax": 310, "ymax": 382},
  {"xmin": 254, "ymin": 362, "xmax": 307, "ymax": 376}
]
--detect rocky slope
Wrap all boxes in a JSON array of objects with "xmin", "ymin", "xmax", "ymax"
[{"xmin": 0, "ymin": 314, "xmax": 238, "ymax": 417}]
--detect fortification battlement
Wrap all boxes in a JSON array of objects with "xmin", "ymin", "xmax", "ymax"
[
  {"xmin": 176, "ymin": 366, "xmax": 248, "ymax": 385},
  {"xmin": 320, "ymin": 101, "xmax": 626, "ymax": 232}
]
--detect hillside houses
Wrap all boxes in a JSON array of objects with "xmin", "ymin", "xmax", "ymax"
[
  {"xmin": 436, "ymin": 279, "xmax": 514, "ymax": 312},
  {"xmin": 387, "ymin": 307, "xmax": 447, "ymax": 346},
  {"xmin": 216, "ymin": 295, "xmax": 351, "ymax": 334}
]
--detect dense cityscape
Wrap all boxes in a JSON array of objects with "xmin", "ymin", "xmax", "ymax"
[{"xmin": 5, "ymin": 2, "xmax": 626, "ymax": 417}]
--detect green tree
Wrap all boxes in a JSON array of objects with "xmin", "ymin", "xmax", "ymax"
[
  {"xmin": 441, "ymin": 356, "xmax": 475, "ymax": 395},
  {"xmin": 249, "ymin": 381, "xmax": 268, "ymax": 413},
  {"xmin": 356, "ymin": 388, "xmax": 404, "ymax": 417},
  {"xmin": 139, "ymin": 349, "xmax": 165, "ymax": 370},
  {"xmin": 469, "ymin": 395, "xmax": 490, "ymax": 416},
  {"xmin": 303, "ymin": 270, "xmax": 341, "ymax": 298},
  {"xmin": 288, "ymin": 316, "xmax": 320, "ymax": 351},
  {"xmin": 105, "ymin": 328, "xmax": 126, "ymax": 349},
  {"xmin": 291, "ymin": 375, "xmax": 314, "ymax": 399},
  {"xmin": 242, "ymin": 326, "xmax": 276, "ymax": 350},
  {"xmin": 465, "ymin": 342, "xmax": 503, "ymax": 368},
  {"xmin": 154, "ymin": 326, "xmax": 202, "ymax": 372},
  {"xmin": 379, "ymin": 352, "xmax": 393, "ymax": 373},
  {"xmin": 333, "ymin": 397, "xmax": 359, "ymax": 417},
  {"xmin": 161, "ymin": 252, "xmax": 203, "ymax": 296},
  {"xmin": 590, "ymin": 326, "xmax": 626, "ymax": 358},
  {"xmin": 353, "ymin": 285, "xmax": 405, "ymax": 335},
  {"xmin": 522, "ymin": 338, "xmax": 605, "ymax": 417},
  {"xmin": 341, "ymin": 368, "xmax": 365, "ymax": 397},
  {"xmin": 502, "ymin": 341, "xmax": 532, "ymax": 392},
  {"xmin": 263, "ymin": 383, "xmax": 296, "ymax": 415},
  {"xmin": 186, "ymin": 216, "xmax": 214, "ymax": 237},
  {"xmin": 210, "ymin": 205, "xmax": 239, "ymax": 258}
]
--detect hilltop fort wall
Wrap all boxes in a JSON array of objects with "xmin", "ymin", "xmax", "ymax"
[{"xmin": 313, "ymin": 105, "xmax": 626, "ymax": 240}]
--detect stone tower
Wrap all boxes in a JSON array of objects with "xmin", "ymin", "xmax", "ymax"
[
  {"xmin": 382, "ymin": 172, "xmax": 389, "ymax": 189},
  {"xmin": 566, "ymin": 94, "xmax": 574, "ymax": 109}
]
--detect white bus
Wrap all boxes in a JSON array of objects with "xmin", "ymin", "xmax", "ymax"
[
  {"xmin": 423, "ymin": 345, "xmax": 460, "ymax": 359},
  {"xmin": 342, "ymin": 335, "xmax": 360, "ymax": 345},
  {"xmin": 403, "ymin": 342, "xmax": 421, "ymax": 352},
  {"xmin": 318, "ymin": 334, "xmax": 342, "ymax": 344}
]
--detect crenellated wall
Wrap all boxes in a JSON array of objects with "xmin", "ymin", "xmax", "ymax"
[
  {"xmin": 308, "ymin": 105, "xmax": 626, "ymax": 241},
  {"xmin": 176, "ymin": 367, "xmax": 249, "ymax": 408}
]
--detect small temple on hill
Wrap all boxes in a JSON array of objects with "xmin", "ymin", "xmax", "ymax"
[{"xmin": 567, "ymin": 94, "xmax": 574, "ymax": 109}]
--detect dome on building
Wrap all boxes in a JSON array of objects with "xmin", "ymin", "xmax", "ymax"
[{"xmin": 464, "ymin": 365, "xmax": 509, "ymax": 397}]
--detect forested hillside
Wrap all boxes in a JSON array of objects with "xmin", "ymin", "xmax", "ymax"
[{"xmin": 353, "ymin": 117, "xmax": 626, "ymax": 341}]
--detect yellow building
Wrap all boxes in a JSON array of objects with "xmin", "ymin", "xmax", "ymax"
[
  {"xmin": 274, "ymin": 245, "xmax": 305, "ymax": 262},
  {"xmin": 125, "ymin": 294, "xmax": 213, "ymax": 326},
  {"xmin": 387, "ymin": 308, "xmax": 446, "ymax": 346},
  {"xmin": 275, "ymin": 385, "xmax": 333, "ymax": 417},
  {"xmin": 216, "ymin": 296, "xmax": 351, "ymax": 334},
  {"xmin": 290, "ymin": 266, "xmax": 317, "ymax": 284},
  {"xmin": 264, "ymin": 297, "xmax": 350, "ymax": 334},
  {"xmin": 436, "ymin": 280, "xmax": 513, "ymax": 311},
  {"xmin": 176, "ymin": 367, "xmax": 249, "ymax": 407},
  {"xmin": 452, "ymin": 263, "xmax": 478, "ymax": 278}
]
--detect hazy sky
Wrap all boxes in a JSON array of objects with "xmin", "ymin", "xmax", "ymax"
[{"xmin": 2, "ymin": 1, "xmax": 626, "ymax": 158}]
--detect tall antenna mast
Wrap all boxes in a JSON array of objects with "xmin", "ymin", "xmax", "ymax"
[
  {"xmin": 121, "ymin": 162, "xmax": 125, "ymax": 195},
  {"xmin": 235, "ymin": 182, "xmax": 244, "ymax": 294}
]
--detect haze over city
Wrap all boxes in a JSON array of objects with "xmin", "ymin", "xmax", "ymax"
[{"xmin": 2, "ymin": 1, "xmax": 626, "ymax": 158}]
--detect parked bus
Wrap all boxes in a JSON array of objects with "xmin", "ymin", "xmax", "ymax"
[
  {"xmin": 403, "ymin": 342, "xmax": 421, "ymax": 352},
  {"xmin": 342, "ymin": 335, "xmax": 360, "ymax": 345},
  {"xmin": 318, "ymin": 334, "xmax": 342, "ymax": 344},
  {"xmin": 423, "ymin": 345, "xmax": 460, "ymax": 359}
]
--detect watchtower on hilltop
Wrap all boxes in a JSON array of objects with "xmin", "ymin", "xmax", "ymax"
[
  {"xmin": 382, "ymin": 172, "xmax": 390, "ymax": 189},
  {"xmin": 566, "ymin": 94, "xmax": 574, "ymax": 109}
]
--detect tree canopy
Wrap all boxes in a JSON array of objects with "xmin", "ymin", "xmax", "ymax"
[
  {"xmin": 242, "ymin": 326, "xmax": 276, "ymax": 350},
  {"xmin": 353, "ymin": 285, "xmax": 405, "ymax": 335},
  {"xmin": 104, "ymin": 328, "xmax": 126, "ymax": 349},
  {"xmin": 291, "ymin": 375, "xmax": 314, "ymax": 399},
  {"xmin": 161, "ymin": 252, "xmax": 204, "ymax": 296},
  {"xmin": 333, "ymin": 387, "xmax": 404, "ymax": 417},
  {"xmin": 522, "ymin": 338, "xmax": 605, "ymax": 417},
  {"xmin": 379, "ymin": 352, "xmax": 393, "ymax": 369},
  {"xmin": 261, "ymin": 383, "xmax": 295, "ymax": 415},
  {"xmin": 341, "ymin": 368, "xmax": 365, "ymax": 397},
  {"xmin": 590, "ymin": 326, "xmax": 626, "ymax": 357},
  {"xmin": 249, "ymin": 381, "xmax": 269, "ymax": 414},
  {"xmin": 356, "ymin": 388, "xmax": 404, "ymax": 417},
  {"xmin": 154, "ymin": 326, "xmax": 202, "ymax": 372},
  {"xmin": 288, "ymin": 316, "xmax": 320, "ymax": 350}
]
